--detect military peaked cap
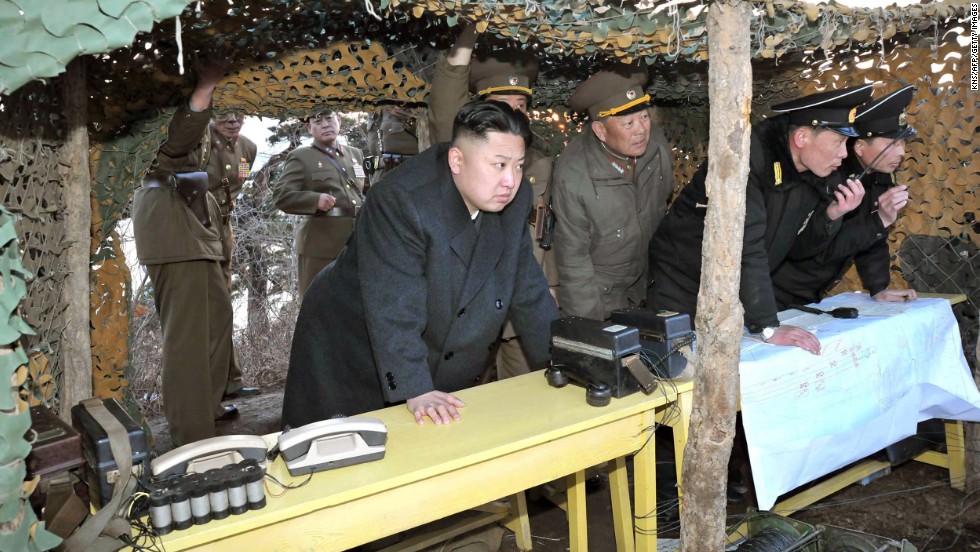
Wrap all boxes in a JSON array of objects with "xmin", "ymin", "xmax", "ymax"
[
  {"xmin": 302, "ymin": 105, "xmax": 337, "ymax": 123},
  {"xmin": 772, "ymin": 84, "xmax": 875, "ymax": 137},
  {"xmin": 855, "ymin": 84, "xmax": 917, "ymax": 139},
  {"xmin": 470, "ymin": 51, "xmax": 539, "ymax": 98},
  {"xmin": 569, "ymin": 66, "xmax": 650, "ymax": 119}
]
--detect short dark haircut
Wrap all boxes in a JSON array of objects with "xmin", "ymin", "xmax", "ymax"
[{"xmin": 451, "ymin": 100, "xmax": 531, "ymax": 149}]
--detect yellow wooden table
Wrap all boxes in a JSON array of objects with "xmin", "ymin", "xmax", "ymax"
[{"xmin": 156, "ymin": 372, "xmax": 693, "ymax": 551}]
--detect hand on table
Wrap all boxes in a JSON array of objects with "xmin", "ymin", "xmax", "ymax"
[
  {"xmin": 406, "ymin": 391, "xmax": 466, "ymax": 425},
  {"xmin": 765, "ymin": 324, "xmax": 821, "ymax": 355},
  {"xmin": 872, "ymin": 289, "xmax": 917, "ymax": 302}
]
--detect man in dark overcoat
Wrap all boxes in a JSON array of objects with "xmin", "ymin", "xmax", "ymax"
[
  {"xmin": 772, "ymin": 85, "xmax": 919, "ymax": 307},
  {"xmin": 647, "ymin": 85, "xmax": 875, "ymax": 354},
  {"xmin": 281, "ymin": 101, "xmax": 559, "ymax": 428},
  {"xmin": 428, "ymin": 23, "xmax": 559, "ymax": 379}
]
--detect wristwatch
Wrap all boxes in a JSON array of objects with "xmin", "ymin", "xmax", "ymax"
[{"xmin": 760, "ymin": 326, "xmax": 777, "ymax": 341}]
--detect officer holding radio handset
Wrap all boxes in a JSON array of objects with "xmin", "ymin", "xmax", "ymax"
[
  {"xmin": 281, "ymin": 101, "xmax": 559, "ymax": 428},
  {"xmin": 648, "ymin": 85, "xmax": 875, "ymax": 355},
  {"xmin": 772, "ymin": 85, "xmax": 919, "ymax": 308}
]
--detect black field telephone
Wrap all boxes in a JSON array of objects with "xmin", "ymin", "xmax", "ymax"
[{"xmin": 546, "ymin": 316, "xmax": 653, "ymax": 407}]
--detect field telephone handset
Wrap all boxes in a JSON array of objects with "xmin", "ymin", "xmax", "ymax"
[
  {"xmin": 151, "ymin": 435, "xmax": 268, "ymax": 479},
  {"xmin": 278, "ymin": 417, "xmax": 387, "ymax": 477}
]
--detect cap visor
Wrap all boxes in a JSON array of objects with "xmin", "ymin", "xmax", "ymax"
[
  {"xmin": 829, "ymin": 125, "xmax": 859, "ymax": 138},
  {"xmin": 611, "ymin": 102, "xmax": 651, "ymax": 117}
]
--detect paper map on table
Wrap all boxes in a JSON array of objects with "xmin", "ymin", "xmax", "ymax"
[{"xmin": 739, "ymin": 293, "xmax": 980, "ymax": 509}]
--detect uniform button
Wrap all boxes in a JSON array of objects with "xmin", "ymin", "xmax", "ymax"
[
  {"xmin": 346, "ymin": 184, "xmax": 351, "ymax": 188},
  {"xmin": 444, "ymin": 352, "xmax": 454, "ymax": 360},
  {"xmin": 225, "ymin": 164, "xmax": 232, "ymax": 170},
  {"xmin": 385, "ymin": 372, "xmax": 394, "ymax": 381},
  {"xmin": 457, "ymin": 308, "xmax": 466, "ymax": 317},
  {"xmin": 495, "ymin": 299, "xmax": 503, "ymax": 309},
  {"xmin": 876, "ymin": 233, "xmax": 883, "ymax": 239}
]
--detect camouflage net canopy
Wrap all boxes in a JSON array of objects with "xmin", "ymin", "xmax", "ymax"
[{"xmin": 0, "ymin": 0, "xmax": 940, "ymax": 134}]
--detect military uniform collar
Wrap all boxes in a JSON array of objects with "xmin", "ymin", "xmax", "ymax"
[
  {"xmin": 583, "ymin": 128, "xmax": 654, "ymax": 181},
  {"xmin": 755, "ymin": 116, "xmax": 824, "ymax": 191},
  {"xmin": 313, "ymin": 142, "xmax": 345, "ymax": 157}
]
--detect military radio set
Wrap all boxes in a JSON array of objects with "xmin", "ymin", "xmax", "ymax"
[{"xmin": 546, "ymin": 308, "xmax": 696, "ymax": 406}]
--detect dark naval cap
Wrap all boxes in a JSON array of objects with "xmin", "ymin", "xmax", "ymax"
[
  {"xmin": 569, "ymin": 66, "xmax": 650, "ymax": 119},
  {"xmin": 771, "ymin": 84, "xmax": 875, "ymax": 137},
  {"xmin": 470, "ymin": 51, "xmax": 539, "ymax": 98},
  {"xmin": 855, "ymin": 84, "xmax": 917, "ymax": 139}
]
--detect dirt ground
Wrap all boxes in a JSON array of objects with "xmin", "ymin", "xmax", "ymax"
[{"xmin": 147, "ymin": 390, "xmax": 980, "ymax": 551}]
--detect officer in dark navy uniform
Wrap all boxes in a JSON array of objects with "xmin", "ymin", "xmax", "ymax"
[
  {"xmin": 772, "ymin": 85, "xmax": 918, "ymax": 308},
  {"xmin": 648, "ymin": 85, "xmax": 874, "ymax": 354}
]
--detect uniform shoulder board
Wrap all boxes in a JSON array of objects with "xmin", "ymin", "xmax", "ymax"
[{"xmin": 773, "ymin": 162, "xmax": 783, "ymax": 186}]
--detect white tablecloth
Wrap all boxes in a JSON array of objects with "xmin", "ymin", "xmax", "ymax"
[{"xmin": 738, "ymin": 293, "xmax": 980, "ymax": 509}]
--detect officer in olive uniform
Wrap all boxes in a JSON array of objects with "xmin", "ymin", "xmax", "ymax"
[
  {"xmin": 648, "ymin": 85, "xmax": 875, "ymax": 354},
  {"xmin": 551, "ymin": 67, "xmax": 674, "ymax": 321},
  {"xmin": 772, "ymin": 85, "xmax": 918, "ymax": 308},
  {"xmin": 205, "ymin": 111, "xmax": 261, "ymax": 399},
  {"xmin": 131, "ymin": 62, "xmax": 238, "ymax": 447},
  {"xmin": 273, "ymin": 109, "xmax": 367, "ymax": 296},
  {"xmin": 364, "ymin": 105, "xmax": 419, "ymax": 187},
  {"xmin": 427, "ymin": 24, "xmax": 558, "ymax": 379}
]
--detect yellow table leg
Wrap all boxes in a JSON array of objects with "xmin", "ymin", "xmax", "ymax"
[
  {"xmin": 608, "ymin": 456, "xmax": 635, "ymax": 552},
  {"xmin": 945, "ymin": 420, "xmax": 966, "ymax": 491},
  {"xmin": 633, "ymin": 413, "xmax": 658, "ymax": 552},
  {"xmin": 669, "ymin": 385, "xmax": 693, "ymax": 518},
  {"xmin": 566, "ymin": 471, "xmax": 588, "ymax": 552},
  {"xmin": 503, "ymin": 492, "xmax": 533, "ymax": 551}
]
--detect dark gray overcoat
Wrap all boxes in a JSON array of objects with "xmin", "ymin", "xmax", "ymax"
[{"xmin": 281, "ymin": 143, "xmax": 560, "ymax": 428}]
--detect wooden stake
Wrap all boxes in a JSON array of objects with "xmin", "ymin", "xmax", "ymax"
[
  {"xmin": 680, "ymin": 1, "xmax": 752, "ymax": 548},
  {"xmin": 59, "ymin": 57, "xmax": 93, "ymax": 420}
]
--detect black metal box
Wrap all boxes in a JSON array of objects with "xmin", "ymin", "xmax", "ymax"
[
  {"xmin": 551, "ymin": 316, "xmax": 642, "ymax": 399},
  {"xmin": 610, "ymin": 308, "xmax": 695, "ymax": 379},
  {"xmin": 70, "ymin": 398, "xmax": 150, "ymax": 508}
]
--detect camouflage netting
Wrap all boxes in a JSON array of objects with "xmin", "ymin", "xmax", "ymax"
[
  {"xmin": 0, "ymin": 81, "xmax": 69, "ymax": 411},
  {"xmin": 0, "ymin": 0, "xmax": 975, "ymax": 467},
  {"xmin": 0, "ymin": 0, "xmax": 196, "ymax": 95},
  {"xmin": 0, "ymin": 204, "xmax": 60, "ymax": 551}
]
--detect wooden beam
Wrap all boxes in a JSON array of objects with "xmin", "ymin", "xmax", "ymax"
[
  {"xmin": 680, "ymin": 1, "xmax": 752, "ymax": 550},
  {"xmin": 58, "ymin": 57, "xmax": 93, "ymax": 420}
]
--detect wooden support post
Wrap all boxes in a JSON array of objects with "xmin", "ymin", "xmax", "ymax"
[
  {"xmin": 59, "ymin": 57, "xmax": 93, "ymax": 420},
  {"xmin": 679, "ymin": 1, "xmax": 752, "ymax": 549}
]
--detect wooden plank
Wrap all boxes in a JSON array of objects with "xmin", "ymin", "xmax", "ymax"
[{"xmin": 772, "ymin": 460, "xmax": 891, "ymax": 516}]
